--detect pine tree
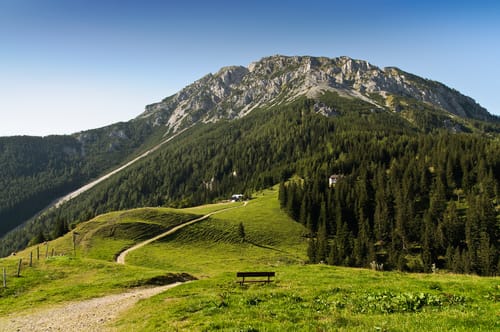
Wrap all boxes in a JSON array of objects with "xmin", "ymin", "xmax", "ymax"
[
  {"xmin": 437, "ymin": 201, "xmax": 462, "ymax": 250},
  {"xmin": 394, "ymin": 185, "xmax": 408, "ymax": 250},
  {"xmin": 445, "ymin": 245, "xmax": 454, "ymax": 270},
  {"xmin": 307, "ymin": 239, "xmax": 318, "ymax": 263},
  {"xmin": 452, "ymin": 246, "xmax": 463, "ymax": 273},
  {"xmin": 422, "ymin": 212, "xmax": 434, "ymax": 272},
  {"xmin": 278, "ymin": 181, "xmax": 287, "ymax": 208},
  {"xmin": 478, "ymin": 231, "xmax": 493, "ymax": 276},
  {"xmin": 316, "ymin": 217, "xmax": 328, "ymax": 263},
  {"xmin": 51, "ymin": 217, "xmax": 69, "ymax": 239},
  {"xmin": 28, "ymin": 231, "xmax": 46, "ymax": 246},
  {"xmin": 429, "ymin": 176, "xmax": 447, "ymax": 222},
  {"xmin": 374, "ymin": 177, "xmax": 390, "ymax": 241},
  {"xmin": 299, "ymin": 196, "xmax": 308, "ymax": 225}
]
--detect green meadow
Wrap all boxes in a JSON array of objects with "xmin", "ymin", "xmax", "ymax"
[{"xmin": 0, "ymin": 188, "xmax": 498, "ymax": 331}]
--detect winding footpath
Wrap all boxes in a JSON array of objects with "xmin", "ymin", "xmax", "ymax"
[{"xmin": 0, "ymin": 203, "xmax": 246, "ymax": 332}]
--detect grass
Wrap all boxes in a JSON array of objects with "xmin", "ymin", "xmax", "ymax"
[
  {"xmin": 57, "ymin": 207, "xmax": 200, "ymax": 261},
  {"xmin": 0, "ymin": 255, "xmax": 184, "ymax": 316},
  {"xmin": 1, "ymin": 187, "xmax": 498, "ymax": 331},
  {"xmin": 112, "ymin": 264, "xmax": 500, "ymax": 331},
  {"xmin": 0, "ymin": 207, "xmax": 202, "ymax": 314},
  {"xmin": 182, "ymin": 200, "xmax": 246, "ymax": 215},
  {"xmin": 126, "ymin": 188, "xmax": 307, "ymax": 276}
]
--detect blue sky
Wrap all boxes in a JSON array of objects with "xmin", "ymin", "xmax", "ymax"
[{"xmin": 1, "ymin": 0, "xmax": 499, "ymax": 136}]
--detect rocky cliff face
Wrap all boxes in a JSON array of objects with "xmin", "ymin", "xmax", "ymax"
[{"xmin": 140, "ymin": 55, "xmax": 493, "ymax": 131}]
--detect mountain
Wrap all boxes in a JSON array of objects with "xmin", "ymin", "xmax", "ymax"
[
  {"xmin": 140, "ymin": 55, "xmax": 495, "ymax": 132},
  {"xmin": 1, "ymin": 55, "xmax": 499, "ymax": 263}
]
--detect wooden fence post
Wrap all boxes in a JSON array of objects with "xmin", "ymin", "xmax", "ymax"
[
  {"xmin": 45, "ymin": 244, "xmax": 49, "ymax": 258},
  {"xmin": 51, "ymin": 248, "xmax": 55, "ymax": 257},
  {"xmin": 2, "ymin": 267, "xmax": 6, "ymax": 288},
  {"xmin": 37, "ymin": 246, "xmax": 40, "ymax": 260},
  {"xmin": 73, "ymin": 232, "xmax": 79, "ymax": 256},
  {"xmin": 17, "ymin": 259, "xmax": 22, "ymax": 277},
  {"xmin": 29, "ymin": 251, "xmax": 33, "ymax": 267}
]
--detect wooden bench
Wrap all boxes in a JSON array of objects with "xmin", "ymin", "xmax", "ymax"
[{"xmin": 237, "ymin": 272, "xmax": 275, "ymax": 285}]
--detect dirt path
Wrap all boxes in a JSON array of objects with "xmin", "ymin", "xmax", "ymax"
[
  {"xmin": 0, "ymin": 283, "xmax": 181, "ymax": 332},
  {"xmin": 1, "ymin": 202, "xmax": 247, "ymax": 331}
]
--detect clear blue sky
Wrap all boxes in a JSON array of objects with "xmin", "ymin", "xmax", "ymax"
[{"xmin": 1, "ymin": 0, "xmax": 499, "ymax": 136}]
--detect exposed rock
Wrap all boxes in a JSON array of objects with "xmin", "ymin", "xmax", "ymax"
[{"xmin": 140, "ymin": 55, "xmax": 493, "ymax": 132}]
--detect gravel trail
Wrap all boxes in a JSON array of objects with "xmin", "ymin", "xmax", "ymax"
[{"xmin": 0, "ymin": 283, "xmax": 181, "ymax": 332}]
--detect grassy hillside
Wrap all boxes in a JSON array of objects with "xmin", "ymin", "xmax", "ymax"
[
  {"xmin": 49, "ymin": 207, "xmax": 202, "ymax": 261},
  {"xmin": 0, "ymin": 207, "xmax": 202, "ymax": 315},
  {"xmin": 0, "ymin": 188, "xmax": 498, "ymax": 331},
  {"xmin": 113, "ymin": 189, "xmax": 500, "ymax": 331},
  {"xmin": 113, "ymin": 265, "xmax": 499, "ymax": 331},
  {"xmin": 126, "ymin": 188, "xmax": 308, "ymax": 276}
]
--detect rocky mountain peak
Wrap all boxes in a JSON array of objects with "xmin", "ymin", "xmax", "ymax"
[
  {"xmin": 140, "ymin": 55, "xmax": 493, "ymax": 132},
  {"xmin": 216, "ymin": 66, "xmax": 248, "ymax": 86}
]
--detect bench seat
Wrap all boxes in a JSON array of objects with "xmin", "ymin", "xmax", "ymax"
[{"xmin": 237, "ymin": 271, "xmax": 275, "ymax": 285}]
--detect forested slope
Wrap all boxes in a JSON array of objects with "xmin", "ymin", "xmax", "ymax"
[
  {"xmin": 280, "ymin": 133, "xmax": 499, "ymax": 275},
  {"xmin": 2, "ymin": 95, "xmax": 499, "ymax": 266},
  {"xmin": 0, "ymin": 119, "xmax": 160, "ymax": 238}
]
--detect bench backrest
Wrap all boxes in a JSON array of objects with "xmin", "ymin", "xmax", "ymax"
[{"xmin": 237, "ymin": 272, "xmax": 275, "ymax": 277}]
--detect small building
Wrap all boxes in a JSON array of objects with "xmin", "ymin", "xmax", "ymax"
[
  {"xmin": 329, "ymin": 174, "xmax": 342, "ymax": 187},
  {"xmin": 231, "ymin": 194, "xmax": 244, "ymax": 202}
]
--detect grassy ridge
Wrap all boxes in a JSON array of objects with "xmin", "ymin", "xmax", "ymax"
[
  {"xmin": 126, "ymin": 189, "xmax": 307, "ymax": 276},
  {"xmin": 77, "ymin": 207, "xmax": 200, "ymax": 261},
  {"xmin": 0, "ymin": 207, "xmax": 202, "ymax": 314},
  {"xmin": 23, "ymin": 207, "xmax": 202, "ymax": 261}
]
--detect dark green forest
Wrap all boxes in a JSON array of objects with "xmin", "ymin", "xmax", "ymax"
[
  {"xmin": 0, "ymin": 120, "xmax": 158, "ymax": 237},
  {"xmin": 1, "ymin": 95, "xmax": 499, "ymax": 275},
  {"xmin": 0, "ymin": 135, "xmax": 83, "ymax": 236},
  {"xmin": 279, "ymin": 133, "xmax": 499, "ymax": 276}
]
